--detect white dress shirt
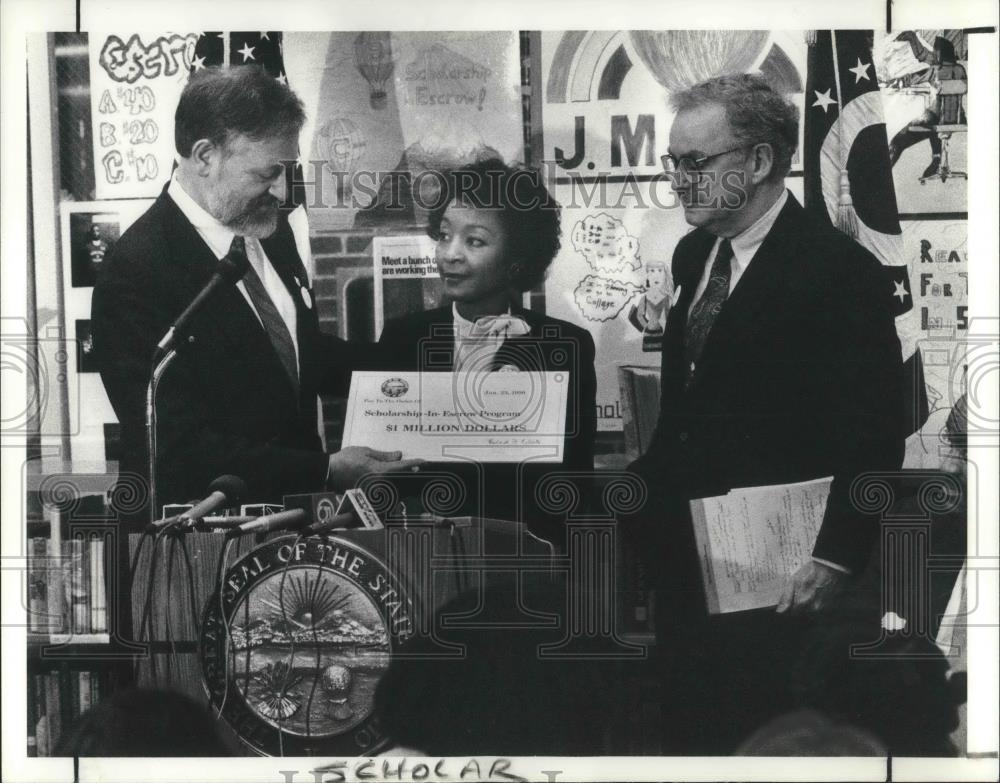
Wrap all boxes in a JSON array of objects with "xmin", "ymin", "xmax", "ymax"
[
  {"xmin": 167, "ymin": 176, "xmax": 303, "ymax": 373},
  {"xmin": 688, "ymin": 189, "xmax": 789, "ymax": 316}
]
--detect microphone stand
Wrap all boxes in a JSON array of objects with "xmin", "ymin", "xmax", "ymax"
[{"xmin": 146, "ymin": 348, "xmax": 178, "ymax": 528}]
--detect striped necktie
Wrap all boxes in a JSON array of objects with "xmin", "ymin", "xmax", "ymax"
[
  {"xmin": 684, "ymin": 238, "xmax": 733, "ymax": 387},
  {"xmin": 230, "ymin": 236, "xmax": 299, "ymax": 395}
]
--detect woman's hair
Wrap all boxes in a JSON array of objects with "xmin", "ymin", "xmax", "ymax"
[{"xmin": 426, "ymin": 158, "xmax": 561, "ymax": 292}]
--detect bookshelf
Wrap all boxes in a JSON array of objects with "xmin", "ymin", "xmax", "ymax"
[{"xmin": 25, "ymin": 460, "xmax": 135, "ymax": 757}]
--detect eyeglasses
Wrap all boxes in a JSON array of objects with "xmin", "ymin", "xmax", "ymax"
[{"xmin": 660, "ymin": 144, "xmax": 752, "ymax": 176}]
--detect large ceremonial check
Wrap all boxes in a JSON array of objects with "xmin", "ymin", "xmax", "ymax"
[{"xmin": 342, "ymin": 371, "xmax": 569, "ymax": 461}]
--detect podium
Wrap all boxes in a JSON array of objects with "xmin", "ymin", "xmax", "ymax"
[{"xmin": 127, "ymin": 517, "xmax": 558, "ymax": 754}]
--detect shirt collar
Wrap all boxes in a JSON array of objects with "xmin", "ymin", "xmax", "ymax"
[
  {"xmin": 167, "ymin": 174, "xmax": 236, "ymax": 260},
  {"xmin": 727, "ymin": 189, "xmax": 789, "ymax": 268}
]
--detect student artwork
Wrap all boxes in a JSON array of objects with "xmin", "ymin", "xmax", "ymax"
[{"xmin": 627, "ymin": 260, "xmax": 673, "ymax": 352}]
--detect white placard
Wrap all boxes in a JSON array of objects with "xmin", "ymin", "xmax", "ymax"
[{"xmin": 342, "ymin": 371, "xmax": 569, "ymax": 462}]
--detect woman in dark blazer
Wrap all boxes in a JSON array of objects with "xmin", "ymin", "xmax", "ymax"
[{"xmin": 376, "ymin": 159, "xmax": 597, "ymax": 545}]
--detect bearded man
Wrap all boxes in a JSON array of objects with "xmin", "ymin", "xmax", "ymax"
[{"xmin": 92, "ymin": 66, "xmax": 416, "ymax": 525}]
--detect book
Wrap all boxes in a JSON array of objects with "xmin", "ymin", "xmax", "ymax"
[
  {"xmin": 617, "ymin": 365, "xmax": 661, "ymax": 460},
  {"xmin": 689, "ymin": 477, "xmax": 834, "ymax": 614},
  {"xmin": 67, "ymin": 537, "xmax": 90, "ymax": 635},
  {"xmin": 43, "ymin": 672, "xmax": 61, "ymax": 754},
  {"xmin": 28, "ymin": 537, "xmax": 48, "ymax": 633},
  {"xmin": 90, "ymin": 536, "xmax": 107, "ymax": 633}
]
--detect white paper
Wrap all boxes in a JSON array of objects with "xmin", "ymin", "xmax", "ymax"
[
  {"xmin": 342, "ymin": 370, "xmax": 568, "ymax": 462},
  {"xmin": 690, "ymin": 477, "xmax": 833, "ymax": 614}
]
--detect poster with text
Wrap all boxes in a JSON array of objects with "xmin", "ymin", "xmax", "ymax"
[
  {"xmin": 89, "ymin": 32, "xmax": 198, "ymax": 199},
  {"xmin": 373, "ymin": 234, "xmax": 442, "ymax": 338},
  {"xmin": 540, "ymin": 30, "xmax": 806, "ymax": 179},
  {"xmin": 899, "ymin": 219, "xmax": 968, "ymax": 469},
  {"xmin": 285, "ymin": 31, "xmax": 523, "ymax": 230}
]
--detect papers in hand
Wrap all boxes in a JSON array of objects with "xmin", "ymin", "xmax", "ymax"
[{"xmin": 689, "ymin": 477, "xmax": 834, "ymax": 614}]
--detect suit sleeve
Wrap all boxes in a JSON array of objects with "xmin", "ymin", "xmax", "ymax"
[
  {"xmin": 92, "ymin": 249, "xmax": 329, "ymax": 501},
  {"xmin": 626, "ymin": 239, "xmax": 698, "ymax": 488},
  {"xmin": 810, "ymin": 246, "xmax": 906, "ymax": 572},
  {"xmin": 565, "ymin": 328, "xmax": 597, "ymax": 472}
]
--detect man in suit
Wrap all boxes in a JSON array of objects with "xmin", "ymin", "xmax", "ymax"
[
  {"xmin": 626, "ymin": 74, "xmax": 905, "ymax": 751},
  {"xmin": 92, "ymin": 67, "xmax": 418, "ymax": 526}
]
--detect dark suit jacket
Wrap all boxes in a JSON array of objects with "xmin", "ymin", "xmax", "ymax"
[
  {"xmin": 377, "ymin": 305, "xmax": 597, "ymax": 540},
  {"xmin": 92, "ymin": 188, "xmax": 360, "ymax": 523},
  {"xmin": 629, "ymin": 194, "xmax": 905, "ymax": 578}
]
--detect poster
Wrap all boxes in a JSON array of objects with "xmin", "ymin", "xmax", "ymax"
[
  {"xmin": 372, "ymin": 234, "xmax": 442, "ymax": 338},
  {"xmin": 544, "ymin": 179, "xmax": 690, "ymax": 431},
  {"xmin": 875, "ymin": 30, "xmax": 968, "ymax": 215},
  {"xmin": 285, "ymin": 32, "xmax": 523, "ymax": 230},
  {"xmin": 540, "ymin": 30, "xmax": 806, "ymax": 179},
  {"xmin": 899, "ymin": 219, "xmax": 969, "ymax": 468},
  {"xmin": 89, "ymin": 32, "xmax": 198, "ymax": 199}
]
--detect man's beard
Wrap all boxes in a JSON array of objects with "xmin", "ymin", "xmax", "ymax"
[{"xmin": 213, "ymin": 193, "xmax": 281, "ymax": 238}]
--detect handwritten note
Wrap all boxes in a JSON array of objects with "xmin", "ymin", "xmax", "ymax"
[
  {"xmin": 90, "ymin": 32, "xmax": 198, "ymax": 199},
  {"xmin": 689, "ymin": 477, "xmax": 833, "ymax": 614}
]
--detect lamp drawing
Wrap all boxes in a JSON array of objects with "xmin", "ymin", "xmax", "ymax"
[{"xmin": 354, "ymin": 32, "xmax": 395, "ymax": 110}]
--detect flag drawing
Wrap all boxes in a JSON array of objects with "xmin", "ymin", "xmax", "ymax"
[{"xmin": 803, "ymin": 29, "xmax": 929, "ymax": 437}]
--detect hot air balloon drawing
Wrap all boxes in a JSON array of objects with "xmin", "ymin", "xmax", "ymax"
[
  {"xmin": 628, "ymin": 30, "xmax": 770, "ymax": 93},
  {"xmin": 318, "ymin": 117, "xmax": 366, "ymax": 193},
  {"xmin": 354, "ymin": 32, "xmax": 395, "ymax": 110}
]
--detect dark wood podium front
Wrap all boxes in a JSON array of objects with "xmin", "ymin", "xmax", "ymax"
[{"xmin": 127, "ymin": 519, "xmax": 557, "ymax": 704}]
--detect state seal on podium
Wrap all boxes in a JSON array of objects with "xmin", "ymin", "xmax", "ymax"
[{"xmin": 199, "ymin": 535, "xmax": 415, "ymax": 756}]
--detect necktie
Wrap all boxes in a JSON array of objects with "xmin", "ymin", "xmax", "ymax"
[
  {"xmin": 230, "ymin": 236, "xmax": 299, "ymax": 394},
  {"xmin": 684, "ymin": 238, "xmax": 733, "ymax": 387}
]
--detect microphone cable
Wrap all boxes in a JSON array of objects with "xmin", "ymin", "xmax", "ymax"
[
  {"xmin": 127, "ymin": 527, "xmax": 155, "ymax": 683},
  {"xmin": 214, "ymin": 536, "xmax": 236, "ymax": 720}
]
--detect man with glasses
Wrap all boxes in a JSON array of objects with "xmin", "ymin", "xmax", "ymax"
[{"xmin": 627, "ymin": 74, "xmax": 906, "ymax": 752}]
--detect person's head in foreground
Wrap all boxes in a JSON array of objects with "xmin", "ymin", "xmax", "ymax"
[
  {"xmin": 427, "ymin": 159, "xmax": 561, "ymax": 321},
  {"xmin": 57, "ymin": 688, "xmax": 232, "ymax": 756},
  {"xmin": 374, "ymin": 582, "xmax": 610, "ymax": 755},
  {"xmin": 790, "ymin": 620, "xmax": 966, "ymax": 756}
]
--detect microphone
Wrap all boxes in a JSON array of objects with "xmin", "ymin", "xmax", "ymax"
[
  {"xmin": 225, "ymin": 508, "xmax": 309, "ymax": 538},
  {"xmin": 156, "ymin": 252, "xmax": 249, "ymax": 353},
  {"xmin": 178, "ymin": 475, "xmax": 247, "ymax": 527},
  {"xmin": 300, "ymin": 511, "xmax": 359, "ymax": 536}
]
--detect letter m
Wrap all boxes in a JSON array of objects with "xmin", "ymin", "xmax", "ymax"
[{"xmin": 610, "ymin": 115, "xmax": 655, "ymax": 167}]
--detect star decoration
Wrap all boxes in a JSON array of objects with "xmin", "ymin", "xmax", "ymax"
[
  {"xmin": 276, "ymin": 71, "xmax": 288, "ymax": 86},
  {"xmin": 893, "ymin": 280, "xmax": 910, "ymax": 303},
  {"xmin": 812, "ymin": 88, "xmax": 837, "ymax": 113},
  {"xmin": 191, "ymin": 54, "xmax": 207, "ymax": 72},
  {"xmin": 848, "ymin": 58, "xmax": 871, "ymax": 83},
  {"xmin": 237, "ymin": 41, "xmax": 256, "ymax": 62},
  {"xmin": 260, "ymin": 32, "xmax": 270, "ymax": 40}
]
